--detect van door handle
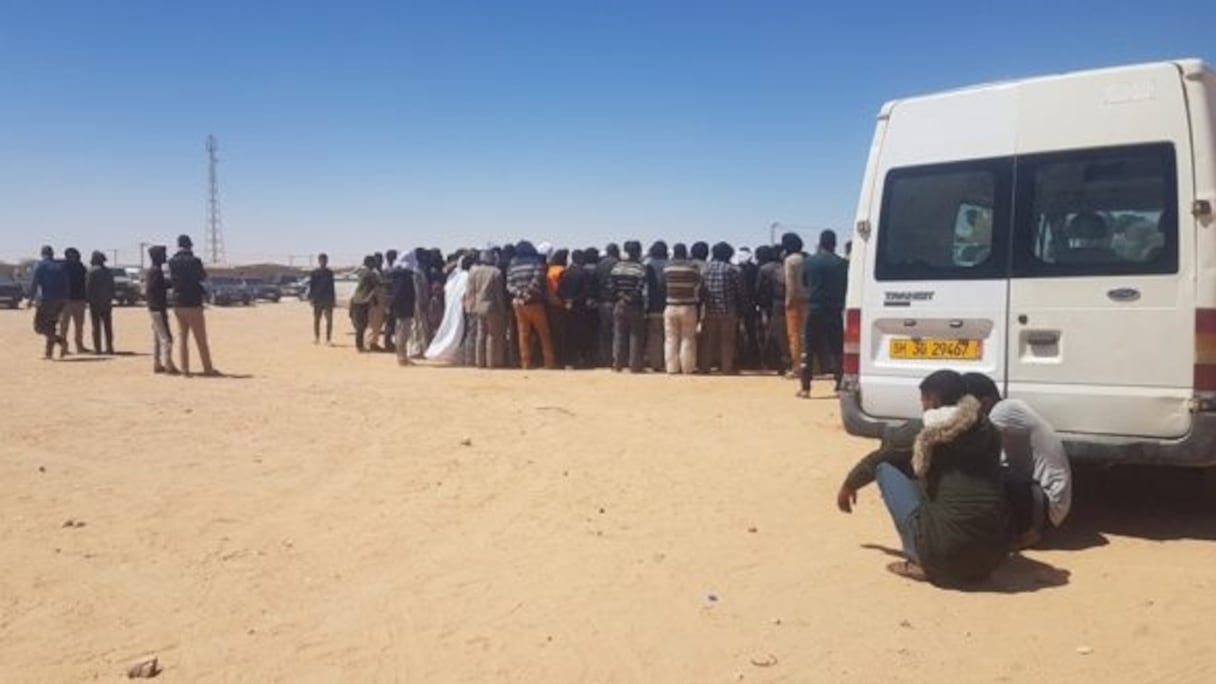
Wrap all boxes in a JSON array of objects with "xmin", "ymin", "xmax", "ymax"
[
  {"xmin": 1108, "ymin": 287, "xmax": 1141, "ymax": 302},
  {"xmin": 1026, "ymin": 332, "xmax": 1059, "ymax": 346}
]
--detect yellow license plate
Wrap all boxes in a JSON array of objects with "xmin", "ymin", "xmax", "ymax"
[{"xmin": 889, "ymin": 338, "xmax": 982, "ymax": 360}]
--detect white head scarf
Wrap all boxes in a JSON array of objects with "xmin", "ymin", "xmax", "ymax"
[{"xmin": 393, "ymin": 250, "xmax": 418, "ymax": 271}]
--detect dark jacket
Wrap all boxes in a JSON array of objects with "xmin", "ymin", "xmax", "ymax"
[
  {"xmin": 390, "ymin": 269, "xmax": 417, "ymax": 319},
  {"xmin": 309, "ymin": 267, "xmax": 336, "ymax": 307},
  {"xmin": 168, "ymin": 249, "xmax": 207, "ymax": 308},
  {"xmin": 592, "ymin": 256, "xmax": 619, "ymax": 304},
  {"xmin": 643, "ymin": 258, "xmax": 667, "ymax": 314},
  {"xmin": 804, "ymin": 250, "xmax": 848, "ymax": 312},
  {"xmin": 64, "ymin": 260, "xmax": 88, "ymax": 301},
  {"xmin": 86, "ymin": 265, "xmax": 115, "ymax": 310},
  {"xmin": 845, "ymin": 399, "xmax": 1008, "ymax": 586},
  {"xmin": 145, "ymin": 266, "xmax": 169, "ymax": 312},
  {"xmin": 557, "ymin": 262, "xmax": 593, "ymax": 311}
]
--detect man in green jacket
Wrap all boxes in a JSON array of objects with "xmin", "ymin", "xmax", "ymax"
[{"xmin": 836, "ymin": 370, "xmax": 1010, "ymax": 586}]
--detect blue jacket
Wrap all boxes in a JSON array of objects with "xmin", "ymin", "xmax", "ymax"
[{"xmin": 30, "ymin": 258, "xmax": 68, "ymax": 301}]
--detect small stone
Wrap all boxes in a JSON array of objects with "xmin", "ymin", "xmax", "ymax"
[
  {"xmin": 460, "ymin": 438, "xmax": 473, "ymax": 447},
  {"xmin": 707, "ymin": 593, "xmax": 719, "ymax": 602},
  {"xmin": 747, "ymin": 526, "xmax": 758, "ymax": 533},
  {"xmin": 126, "ymin": 656, "xmax": 161, "ymax": 678},
  {"xmin": 599, "ymin": 508, "xmax": 606, "ymax": 514},
  {"xmin": 771, "ymin": 618, "xmax": 782, "ymax": 626},
  {"xmin": 899, "ymin": 620, "xmax": 913, "ymax": 629},
  {"xmin": 1077, "ymin": 646, "xmax": 1093, "ymax": 656},
  {"xmin": 184, "ymin": 408, "xmax": 193, "ymax": 414},
  {"xmin": 38, "ymin": 466, "xmax": 46, "ymax": 473},
  {"xmin": 282, "ymin": 539, "xmax": 294, "ymax": 548}
]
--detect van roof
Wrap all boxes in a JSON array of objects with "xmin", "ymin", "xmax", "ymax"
[{"xmin": 878, "ymin": 58, "xmax": 1211, "ymax": 118}]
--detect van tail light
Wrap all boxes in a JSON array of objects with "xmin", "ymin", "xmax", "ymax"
[
  {"xmin": 1193, "ymin": 309, "xmax": 1216, "ymax": 411},
  {"xmin": 843, "ymin": 308, "xmax": 861, "ymax": 376}
]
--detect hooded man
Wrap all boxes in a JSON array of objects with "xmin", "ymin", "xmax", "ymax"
[
  {"xmin": 59, "ymin": 247, "xmax": 89, "ymax": 353},
  {"xmin": 643, "ymin": 241, "xmax": 669, "ymax": 372},
  {"xmin": 389, "ymin": 252, "xmax": 418, "ymax": 365},
  {"xmin": 145, "ymin": 245, "xmax": 179, "ymax": 374},
  {"xmin": 506, "ymin": 240, "xmax": 556, "ymax": 369},
  {"xmin": 28, "ymin": 245, "xmax": 69, "ymax": 359},
  {"xmin": 465, "ymin": 249, "xmax": 507, "ymax": 368},
  {"xmin": 609, "ymin": 240, "xmax": 647, "ymax": 373},
  {"xmin": 86, "ymin": 250, "xmax": 116, "ymax": 354},
  {"xmin": 168, "ymin": 234, "xmax": 219, "ymax": 376},
  {"xmin": 593, "ymin": 243, "xmax": 620, "ymax": 367}
]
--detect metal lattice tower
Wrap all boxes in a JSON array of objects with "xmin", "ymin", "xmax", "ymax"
[{"xmin": 205, "ymin": 135, "xmax": 225, "ymax": 264}]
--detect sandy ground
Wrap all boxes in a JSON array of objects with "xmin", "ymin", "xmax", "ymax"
[{"xmin": 1, "ymin": 301, "xmax": 1215, "ymax": 683}]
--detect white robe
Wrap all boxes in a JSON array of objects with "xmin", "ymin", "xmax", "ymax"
[{"xmin": 423, "ymin": 270, "xmax": 469, "ymax": 363}]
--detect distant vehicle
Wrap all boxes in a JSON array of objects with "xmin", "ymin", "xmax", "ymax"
[
  {"xmin": 276, "ymin": 275, "xmax": 307, "ymax": 300},
  {"xmin": 0, "ymin": 277, "xmax": 24, "ymax": 309},
  {"xmin": 207, "ymin": 277, "xmax": 254, "ymax": 306},
  {"xmin": 244, "ymin": 277, "xmax": 281, "ymax": 302},
  {"xmin": 111, "ymin": 268, "xmax": 141, "ymax": 306}
]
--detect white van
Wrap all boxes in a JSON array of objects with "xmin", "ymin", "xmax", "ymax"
[{"xmin": 841, "ymin": 59, "xmax": 1216, "ymax": 467}]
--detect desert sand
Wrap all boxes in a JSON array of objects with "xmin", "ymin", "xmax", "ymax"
[{"xmin": 1, "ymin": 301, "xmax": 1214, "ymax": 683}]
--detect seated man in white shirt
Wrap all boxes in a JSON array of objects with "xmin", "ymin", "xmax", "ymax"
[{"xmin": 963, "ymin": 373, "xmax": 1073, "ymax": 549}]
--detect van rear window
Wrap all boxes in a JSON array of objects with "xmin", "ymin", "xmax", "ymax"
[
  {"xmin": 1012, "ymin": 143, "xmax": 1178, "ymax": 277},
  {"xmin": 876, "ymin": 158, "xmax": 1012, "ymax": 281}
]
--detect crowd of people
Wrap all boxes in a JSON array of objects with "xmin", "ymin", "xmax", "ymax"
[
  {"xmin": 305, "ymin": 231, "xmax": 851, "ymax": 390},
  {"xmin": 23, "ymin": 232, "xmax": 1075, "ymax": 588}
]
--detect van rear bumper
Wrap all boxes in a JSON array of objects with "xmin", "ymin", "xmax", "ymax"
[{"xmin": 839, "ymin": 389, "xmax": 1216, "ymax": 468}]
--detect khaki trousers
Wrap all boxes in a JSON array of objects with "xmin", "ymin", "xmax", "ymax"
[
  {"xmin": 173, "ymin": 307, "xmax": 214, "ymax": 374},
  {"xmin": 786, "ymin": 303, "xmax": 806, "ymax": 372},
  {"xmin": 663, "ymin": 305, "xmax": 698, "ymax": 374}
]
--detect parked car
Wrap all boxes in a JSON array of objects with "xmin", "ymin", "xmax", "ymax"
[
  {"xmin": 0, "ymin": 277, "xmax": 24, "ymax": 309},
  {"xmin": 111, "ymin": 268, "xmax": 141, "ymax": 306},
  {"xmin": 207, "ymin": 277, "xmax": 254, "ymax": 306},
  {"xmin": 840, "ymin": 58, "xmax": 1216, "ymax": 471},
  {"xmin": 277, "ymin": 275, "xmax": 308, "ymax": 300},
  {"xmin": 244, "ymin": 277, "xmax": 281, "ymax": 302}
]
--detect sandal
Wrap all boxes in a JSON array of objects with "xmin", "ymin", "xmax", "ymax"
[{"xmin": 886, "ymin": 560, "xmax": 929, "ymax": 583}]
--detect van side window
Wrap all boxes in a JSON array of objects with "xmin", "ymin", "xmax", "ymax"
[
  {"xmin": 876, "ymin": 158, "xmax": 1012, "ymax": 281},
  {"xmin": 1012, "ymin": 143, "xmax": 1178, "ymax": 277}
]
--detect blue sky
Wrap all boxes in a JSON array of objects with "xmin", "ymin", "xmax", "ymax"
[{"xmin": 1, "ymin": 0, "xmax": 1211, "ymax": 265}]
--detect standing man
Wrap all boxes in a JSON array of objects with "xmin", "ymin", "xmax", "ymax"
[
  {"xmin": 662, "ymin": 243, "xmax": 701, "ymax": 375},
  {"xmin": 465, "ymin": 250, "xmax": 507, "ymax": 368},
  {"xmin": 735, "ymin": 246, "xmax": 760, "ymax": 370},
  {"xmin": 609, "ymin": 240, "xmax": 647, "ymax": 373},
  {"xmin": 389, "ymin": 252, "xmax": 417, "ymax": 366},
  {"xmin": 350, "ymin": 255, "xmax": 379, "ymax": 352},
  {"xmin": 593, "ymin": 243, "xmax": 621, "ymax": 367},
  {"xmin": 755, "ymin": 245, "xmax": 789, "ymax": 373},
  {"xmin": 643, "ymin": 241, "xmax": 669, "ymax": 372},
  {"xmin": 59, "ymin": 247, "xmax": 89, "ymax": 353},
  {"xmin": 557, "ymin": 249, "xmax": 596, "ymax": 369},
  {"xmin": 27, "ymin": 245, "xmax": 69, "ymax": 359},
  {"xmin": 782, "ymin": 232, "xmax": 808, "ymax": 380},
  {"xmin": 545, "ymin": 249, "xmax": 569, "ymax": 368},
  {"xmin": 799, "ymin": 230, "xmax": 849, "ymax": 398},
  {"xmin": 409, "ymin": 247, "xmax": 432, "ymax": 359},
  {"xmin": 382, "ymin": 249, "xmax": 399, "ymax": 349},
  {"xmin": 86, "ymin": 251, "xmax": 115, "ymax": 354},
  {"xmin": 701, "ymin": 242, "xmax": 743, "ymax": 374},
  {"xmin": 145, "ymin": 245, "xmax": 179, "ymax": 375},
  {"xmin": 507, "ymin": 241, "xmax": 556, "ymax": 370},
  {"xmin": 308, "ymin": 253, "xmax": 336, "ymax": 344},
  {"xmin": 168, "ymin": 234, "xmax": 219, "ymax": 377}
]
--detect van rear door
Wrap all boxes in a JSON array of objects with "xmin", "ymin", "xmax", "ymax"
[
  {"xmin": 1006, "ymin": 65, "xmax": 1195, "ymax": 439},
  {"xmin": 859, "ymin": 87, "xmax": 1016, "ymax": 420}
]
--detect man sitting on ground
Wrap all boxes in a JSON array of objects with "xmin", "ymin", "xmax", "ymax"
[
  {"xmin": 836, "ymin": 370, "xmax": 1009, "ymax": 586},
  {"xmin": 962, "ymin": 373, "xmax": 1073, "ymax": 549}
]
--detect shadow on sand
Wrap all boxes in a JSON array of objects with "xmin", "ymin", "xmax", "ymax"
[
  {"xmin": 1055, "ymin": 465, "xmax": 1216, "ymax": 545},
  {"xmin": 860, "ymin": 543, "xmax": 1070, "ymax": 594}
]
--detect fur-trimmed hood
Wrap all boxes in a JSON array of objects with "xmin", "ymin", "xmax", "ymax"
[{"xmin": 912, "ymin": 395, "xmax": 982, "ymax": 477}]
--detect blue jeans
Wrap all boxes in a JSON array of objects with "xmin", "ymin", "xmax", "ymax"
[{"xmin": 876, "ymin": 463, "xmax": 921, "ymax": 564}]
